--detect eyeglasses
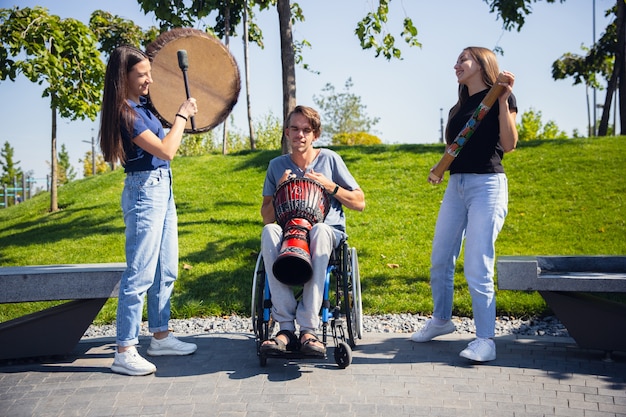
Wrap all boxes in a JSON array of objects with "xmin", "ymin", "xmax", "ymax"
[{"xmin": 288, "ymin": 126, "xmax": 314, "ymax": 135}]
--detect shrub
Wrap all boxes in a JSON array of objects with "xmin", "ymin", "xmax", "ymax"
[{"xmin": 332, "ymin": 131, "xmax": 382, "ymax": 146}]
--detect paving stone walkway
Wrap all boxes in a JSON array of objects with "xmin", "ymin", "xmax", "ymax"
[{"xmin": 1, "ymin": 332, "xmax": 625, "ymax": 416}]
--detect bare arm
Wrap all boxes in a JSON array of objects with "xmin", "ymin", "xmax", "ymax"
[
  {"xmin": 261, "ymin": 195, "xmax": 275, "ymax": 224},
  {"xmin": 132, "ymin": 98, "xmax": 197, "ymax": 161},
  {"xmin": 305, "ymin": 169, "xmax": 365, "ymax": 212},
  {"xmin": 333, "ymin": 187, "xmax": 365, "ymax": 212},
  {"xmin": 496, "ymin": 71, "xmax": 518, "ymax": 153}
]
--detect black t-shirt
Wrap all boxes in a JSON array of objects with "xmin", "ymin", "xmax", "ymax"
[{"xmin": 448, "ymin": 90, "xmax": 517, "ymax": 174}]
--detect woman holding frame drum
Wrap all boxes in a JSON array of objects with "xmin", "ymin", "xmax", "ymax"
[{"xmin": 99, "ymin": 45, "xmax": 199, "ymax": 376}]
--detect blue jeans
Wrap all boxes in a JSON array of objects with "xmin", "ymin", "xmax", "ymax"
[
  {"xmin": 430, "ymin": 173, "xmax": 508, "ymax": 339},
  {"xmin": 116, "ymin": 168, "xmax": 178, "ymax": 347}
]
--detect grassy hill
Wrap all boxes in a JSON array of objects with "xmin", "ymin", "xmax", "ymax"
[{"xmin": 1, "ymin": 137, "xmax": 624, "ymax": 324}]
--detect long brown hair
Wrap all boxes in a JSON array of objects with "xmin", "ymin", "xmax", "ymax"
[
  {"xmin": 99, "ymin": 46, "xmax": 149, "ymax": 164},
  {"xmin": 445, "ymin": 47, "xmax": 500, "ymax": 144}
]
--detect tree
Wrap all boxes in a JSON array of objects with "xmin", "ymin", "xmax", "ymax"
[
  {"xmin": 89, "ymin": 10, "xmax": 159, "ymax": 57},
  {"xmin": 552, "ymin": 4, "xmax": 620, "ymax": 137},
  {"xmin": 56, "ymin": 144, "xmax": 76, "ymax": 185},
  {"xmin": 80, "ymin": 151, "xmax": 109, "ymax": 177},
  {"xmin": 0, "ymin": 6, "xmax": 105, "ymax": 212},
  {"xmin": 516, "ymin": 108, "xmax": 568, "ymax": 141},
  {"xmin": 488, "ymin": 0, "xmax": 626, "ymax": 137},
  {"xmin": 313, "ymin": 78, "xmax": 380, "ymax": 142},
  {"xmin": 0, "ymin": 141, "xmax": 22, "ymax": 186},
  {"xmin": 243, "ymin": 1, "xmax": 257, "ymax": 150}
]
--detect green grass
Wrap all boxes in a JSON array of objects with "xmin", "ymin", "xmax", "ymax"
[{"xmin": 1, "ymin": 137, "xmax": 624, "ymax": 324}]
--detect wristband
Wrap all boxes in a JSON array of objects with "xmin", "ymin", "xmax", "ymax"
[
  {"xmin": 175, "ymin": 113, "xmax": 188, "ymax": 121},
  {"xmin": 329, "ymin": 184, "xmax": 339, "ymax": 196}
]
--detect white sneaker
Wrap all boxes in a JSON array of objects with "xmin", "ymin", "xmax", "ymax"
[
  {"xmin": 111, "ymin": 346, "xmax": 156, "ymax": 376},
  {"xmin": 147, "ymin": 333, "xmax": 197, "ymax": 356},
  {"xmin": 459, "ymin": 338, "xmax": 496, "ymax": 362},
  {"xmin": 411, "ymin": 319, "xmax": 456, "ymax": 342}
]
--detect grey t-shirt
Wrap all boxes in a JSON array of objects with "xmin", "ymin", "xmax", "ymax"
[{"xmin": 262, "ymin": 148, "xmax": 360, "ymax": 234}]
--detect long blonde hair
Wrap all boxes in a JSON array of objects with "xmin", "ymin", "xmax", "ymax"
[{"xmin": 445, "ymin": 47, "xmax": 500, "ymax": 144}]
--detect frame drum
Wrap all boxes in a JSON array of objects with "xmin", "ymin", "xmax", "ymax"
[{"xmin": 146, "ymin": 28, "xmax": 241, "ymax": 133}]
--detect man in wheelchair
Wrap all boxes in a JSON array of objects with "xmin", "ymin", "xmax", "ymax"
[{"xmin": 259, "ymin": 105, "xmax": 365, "ymax": 357}]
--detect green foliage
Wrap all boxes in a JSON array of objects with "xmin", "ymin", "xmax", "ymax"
[
  {"xmin": 56, "ymin": 144, "xmax": 76, "ymax": 185},
  {"xmin": 313, "ymin": 78, "xmax": 380, "ymax": 141},
  {"xmin": 355, "ymin": 0, "xmax": 421, "ymax": 60},
  {"xmin": 0, "ymin": 141, "xmax": 22, "ymax": 186},
  {"xmin": 251, "ymin": 112, "xmax": 283, "ymax": 150},
  {"xmin": 517, "ymin": 108, "xmax": 568, "ymax": 141},
  {"xmin": 80, "ymin": 151, "xmax": 109, "ymax": 177},
  {"xmin": 0, "ymin": 6, "xmax": 108, "ymax": 211},
  {"xmin": 177, "ymin": 112, "xmax": 283, "ymax": 155},
  {"xmin": 178, "ymin": 131, "xmax": 218, "ymax": 156},
  {"xmin": 0, "ymin": 6, "xmax": 104, "ymax": 121},
  {"xmin": 0, "ymin": 137, "xmax": 624, "ymax": 324},
  {"xmin": 89, "ymin": 10, "xmax": 159, "ymax": 57},
  {"xmin": 332, "ymin": 132, "xmax": 382, "ymax": 146},
  {"xmin": 485, "ymin": 0, "xmax": 563, "ymax": 32}
]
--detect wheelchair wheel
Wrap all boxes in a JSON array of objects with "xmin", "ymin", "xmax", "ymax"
[
  {"xmin": 334, "ymin": 342, "xmax": 352, "ymax": 369},
  {"xmin": 342, "ymin": 244, "xmax": 363, "ymax": 348},
  {"xmin": 350, "ymin": 247, "xmax": 363, "ymax": 340},
  {"xmin": 251, "ymin": 252, "xmax": 272, "ymax": 364}
]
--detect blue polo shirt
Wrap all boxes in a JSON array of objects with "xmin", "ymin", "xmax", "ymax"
[{"xmin": 122, "ymin": 97, "xmax": 169, "ymax": 173}]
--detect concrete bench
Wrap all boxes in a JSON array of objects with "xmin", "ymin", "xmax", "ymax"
[
  {"xmin": 497, "ymin": 256, "xmax": 626, "ymax": 356},
  {"xmin": 0, "ymin": 263, "xmax": 125, "ymax": 360}
]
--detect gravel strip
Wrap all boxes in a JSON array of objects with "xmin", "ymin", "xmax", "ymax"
[{"xmin": 82, "ymin": 314, "xmax": 569, "ymax": 339}]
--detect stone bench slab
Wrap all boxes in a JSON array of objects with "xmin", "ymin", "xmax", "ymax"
[
  {"xmin": 0, "ymin": 263, "xmax": 125, "ymax": 360},
  {"xmin": 497, "ymin": 256, "xmax": 626, "ymax": 292},
  {"xmin": 0, "ymin": 263, "xmax": 126, "ymax": 303}
]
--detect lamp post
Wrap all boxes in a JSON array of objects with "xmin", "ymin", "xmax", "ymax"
[
  {"xmin": 439, "ymin": 108, "xmax": 444, "ymax": 143},
  {"xmin": 82, "ymin": 128, "xmax": 96, "ymax": 176}
]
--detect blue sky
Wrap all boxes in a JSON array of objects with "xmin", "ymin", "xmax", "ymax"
[{"xmin": 0, "ymin": 0, "xmax": 612, "ymax": 182}]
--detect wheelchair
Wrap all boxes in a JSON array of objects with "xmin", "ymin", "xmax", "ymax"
[{"xmin": 251, "ymin": 239, "xmax": 363, "ymax": 368}]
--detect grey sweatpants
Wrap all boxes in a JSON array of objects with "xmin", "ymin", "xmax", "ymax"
[{"xmin": 261, "ymin": 223, "xmax": 340, "ymax": 332}]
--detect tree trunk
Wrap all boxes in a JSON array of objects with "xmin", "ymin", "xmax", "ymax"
[
  {"xmin": 600, "ymin": 0, "xmax": 625, "ymax": 136},
  {"xmin": 599, "ymin": 69, "xmax": 618, "ymax": 136},
  {"xmin": 617, "ymin": 0, "xmax": 626, "ymax": 135},
  {"xmin": 243, "ymin": 0, "xmax": 256, "ymax": 150},
  {"xmin": 50, "ymin": 101, "xmax": 58, "ymax": 212},
  {"xmin": 277, "ymin": 0, "xmax": 296, "ymax": 154},
  {"xmin": 222, "ymin": 3, "xmax": 231, "ymax": 155}
]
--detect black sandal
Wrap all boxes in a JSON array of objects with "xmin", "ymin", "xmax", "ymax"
[
  {"xmin": 299, "ymin": 330, "xmax": 326, "ymax": 357},
  {"xmin": 260, "ymin": 330, "xmax": 299, "ymax": 354}
]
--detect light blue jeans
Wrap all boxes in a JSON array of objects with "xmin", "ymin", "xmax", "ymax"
[
  {"xmin": 430, "ymin": 173, "xmax": 508, "ymax": 339},
  {"xmin": 261, "ymin": 222, "xmax": 342, "ymax": 333},
  {"xmin": 116, "ymin": 168, "xmax": 178, "ymax": 347}
]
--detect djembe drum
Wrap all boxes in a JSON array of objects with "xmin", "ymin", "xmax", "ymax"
[{"xmin": 272, "ymin": 178, "xmax": 331, "ymax": 285}]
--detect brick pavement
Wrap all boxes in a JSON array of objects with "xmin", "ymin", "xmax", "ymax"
[{"xmin": 0, "ymin": 332, "xmax": 625, "ymax": 417}]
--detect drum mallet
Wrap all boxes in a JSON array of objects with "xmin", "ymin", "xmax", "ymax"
[{"xmin": 177, "ymin": 49, "xmax": 196, "ymax": 131}]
